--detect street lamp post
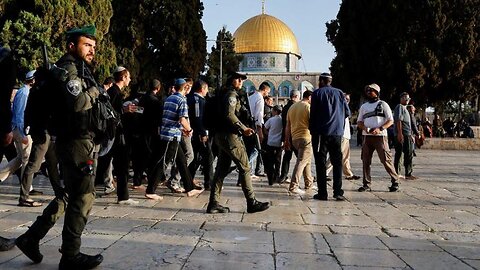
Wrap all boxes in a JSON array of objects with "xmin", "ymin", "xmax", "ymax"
[{"xmin": 207, "ymin": 37, "xmax": 232, "ymax": 90}]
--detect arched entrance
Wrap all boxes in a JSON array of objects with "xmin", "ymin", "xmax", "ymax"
[
  {"xmin": 278, "ymin": 80, "xmax": 294, "ymax": 98},
  {"xmin": 242, "ymin": 80, "xmax": 256, "ymax": 95}
]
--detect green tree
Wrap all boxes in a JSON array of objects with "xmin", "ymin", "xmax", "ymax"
[
  {"xmin": 0, "ymin": 0, "xmax": 114, "ymax": 81},
  {"xmin": 326, "ymin": 0, "xmax": 479, "ymax": 108},
  {"xmin": 109, "ymin": 0, "xmax": 207, "ymax": 92},
  {"xmin": 206, "ymin": 26, "xmax": 243, "ymax": 90}
]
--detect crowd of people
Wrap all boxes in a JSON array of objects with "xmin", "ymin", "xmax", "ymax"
[{"xmin": 0, "ymin": 25, "xmax": 426, "ymax": 269}]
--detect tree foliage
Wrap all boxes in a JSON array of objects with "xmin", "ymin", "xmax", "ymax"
[
  {"xmin": 110, "ymin": 0, "xmax": 207, "ymax": 92},
  {"xmin": 326, "ymin": 0, "xmax": 479, "ymax": 107},
  {"xmin": 205, "ymin": 26, "xmax": 243, "ymax": 90},
  {"xmin": 1, "ymin": 0, "xmax": 208, "ymax": 90},
  {"xmin": 0, "ymin": 0, "xmax": 114, "ymax": 81}
]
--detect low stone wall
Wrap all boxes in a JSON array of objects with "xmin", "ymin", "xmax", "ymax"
[{"xmin": 422, "ymin": 138, "xmax": 480, "ymax": 150}]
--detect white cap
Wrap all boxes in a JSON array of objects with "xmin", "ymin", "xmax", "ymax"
[{"xmin": 26, "ymin": 70, "xmax": 36, "ymax": 81}]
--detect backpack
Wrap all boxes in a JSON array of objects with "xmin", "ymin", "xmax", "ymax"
[
  {"xmin": 90, "ymin": 88, "xmax": 120, "ymax": 145},
  {"xmin": 203, "ymin": 94, "xmax": 221, "ymax": 132}
]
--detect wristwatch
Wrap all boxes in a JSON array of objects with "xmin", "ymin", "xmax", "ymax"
[{"xmin": 379, "ymin": 126, "xmax": 384, "ymax": 131}]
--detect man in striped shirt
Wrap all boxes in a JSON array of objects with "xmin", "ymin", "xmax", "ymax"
[{"xmin": 145, "ymin": 78, "xmax": 203, "ymax": 199}]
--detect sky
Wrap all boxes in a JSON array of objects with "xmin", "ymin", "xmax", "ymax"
[{"xmin": 201, "ymin": 0, "xmax": 342, "ymax": 73}]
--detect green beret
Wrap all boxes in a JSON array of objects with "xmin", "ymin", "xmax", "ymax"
[{"xmin": 66, "ymin": 25, "xmax": 96, "ymax": 37}]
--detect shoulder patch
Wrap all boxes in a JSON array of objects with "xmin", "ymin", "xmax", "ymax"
[
  {"xmin": 67, "ymin": 80, "xmax": 82, "ymax": 96},
  {"xmin": 228, "ymin": 96, "xmax": 237, "ymax": 106}
]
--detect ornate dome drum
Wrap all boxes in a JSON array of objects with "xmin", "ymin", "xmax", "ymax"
[{"xmin": 233, "ymin": 14, "xmax": 301, "ymax": 72}]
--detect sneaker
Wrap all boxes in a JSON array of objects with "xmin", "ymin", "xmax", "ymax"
[
  {"xmin": 345, "ymin": 175, "xmax": 361, "ymax": 180},
  {"xmin": 305, "ymin": 185, "xmax": 318, "ymax": 191},
  {"xmin": 289, "ymin": 187, "xmax": 306, "ymax": 195},
  {"xmin": 251, "ymin": 174, "xmax": 260, "ymax": 180},
  {"xmin": 59, "ymin": 252, "xmax": 103, "ymax": 270},
  {"xmin": 313, "ymin": 194, "xmax": 328, "ymax": 201},
  {"xmin": 145, "ymin": 193, "xmax": 163, "ymax": 201},
  {"xmin": 333, "ymin": 194, "xmax": 346, "ymax": 201},
  {"xmin": 255, "ymin": 172, "xmax": 267, "ymax": 177},
  {"xmin": 15, "ymin": 234, "xmax": 43, "ymax": 263},
  {"xmin": 206, "ymin": 201, "xmax": 231, "ymax": 214},
  {"xmin": 104, "ymin": 186, "xmax": 116, "ymax": 195},
  {"xmin": 117, "ymin": 199, "xmax": 139, "ymax": 205},
  {"xmin": 389, "ymin": 184, "xmax": 399, "ymax": 192},
  {"xmin": 405, "ymin": 175, "xmax": 418, "ymax": 180},
  {"xmin": 0, "ymin": 236, "xmax": 15, "ymax": 252},
  {"xmin": 186, "ymin": 188, "xmax": 204, "ymax": 197},
  {"xmin": 357, "ymin": 186, "xmax": 371, "ymax": 192},
  {"xmin": 246, "ymin": 199, "xmax": 269, "ymax": 213},
  {"xmin": 167, "ymin": 182, "xmax": 185, "ymax": 193}
]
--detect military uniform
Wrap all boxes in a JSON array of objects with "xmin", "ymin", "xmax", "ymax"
[
  {"xmin": 208, "ymin": 84, "xmax": 269, "ymax": 213},
  {"xmin": 16, "ymin": 41, "xmax": 101, "ymax": 268}
]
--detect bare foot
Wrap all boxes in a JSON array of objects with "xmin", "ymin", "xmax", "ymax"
[{"xmin": 145, "ymin": 193, "xmax": 163, "ymax": 200}]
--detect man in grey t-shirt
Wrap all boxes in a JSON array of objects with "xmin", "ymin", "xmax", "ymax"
[{"xmin": 393, "ymin": 92, "xmax": 417, "ymax": 180}]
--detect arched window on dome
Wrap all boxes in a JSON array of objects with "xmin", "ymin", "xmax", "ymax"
[
  {"xmin": 278, "ymin": 80, "xmax": 294, "ymax": 97},
  {"xmin": 299, "ymin": 81, "xmax": 314, "ymax": 96},
  {"xmin": 242, "ymin": 80, "xmax": 256, "ymax": 95}
]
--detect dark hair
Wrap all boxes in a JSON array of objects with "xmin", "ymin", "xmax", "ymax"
[
  {"xmin": 113, "ymin": 69, "xmax": 129, "ymax": 82},
  {"xmin": 66, "ymin": 34, "xmax": 96, "ymax": 47},
  {"xmin": 103, "ymin": 77, "xmax": 114, "ymax": 86},
  {"xmin": 303, "ymin": 90, "xmax": 313, "ymax": 99},
  {"xmin": 259, "ymin": 82, "xmax": 270, "ymax": 91},
  {"xmin": 185, "ymin": 77, "xmax": 193, "ymax": 84},
  {"xmin": 192, "ymin": 80, "xmax": 207, "ymax": 92}
]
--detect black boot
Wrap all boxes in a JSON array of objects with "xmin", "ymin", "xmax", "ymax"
[
  {"xmin": 15, "ymin": 233, "xmax": 43, "ymax": 263},
  {"xmin": 0, "ymin": 236, "xmax": 15, "ymax": 252},
  {"xmin": 246, "ymin": 199, "xmax": 269, "ymax": 213},
  {"xmin": 206, "ymin": 201, "xmax": 230, "ymax": 214},
  {"xmin": 59, "ymin": 252, "xmax": 103, "ymax": 270}
]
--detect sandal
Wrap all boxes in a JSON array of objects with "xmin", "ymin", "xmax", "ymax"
[{"xmin": 18, "ymin": 200, "xmax": 43, "ymax": 207}]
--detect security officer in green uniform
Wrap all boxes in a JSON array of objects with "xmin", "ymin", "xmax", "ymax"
[
  {"xmin": 15, "ymin": 25, "xmax": 103, "ymax": 270},
  {"xmin": 206, "ymin": 72, "xmax": 269, "ymax": 214}
]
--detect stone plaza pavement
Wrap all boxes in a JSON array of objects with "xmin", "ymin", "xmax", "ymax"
[{"xmin": 0, "ymin": 146, "xmax": 479, "ymax": 269}]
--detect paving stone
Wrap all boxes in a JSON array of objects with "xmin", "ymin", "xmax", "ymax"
[
  {"xmin": 434, "ymin": 240, "xmax": 480, "ymax": 260},
  {"xmin": 325, "ymin": 234, "xmax": 388, "ymax": 250},
  {"xmin": 267, "ymin": 223, "xmax": 330, "ymax": 233},
  {"xmin": 329, "ymin": 225, "xmax": 385, "ymax": 237},
  {"xmin": 100, "ymin": 229, "xmax": 200, "ymax": 269},
  {"xmin": 1, "ymin": 147, "xmax": 479, "ymax": 269},
  {"xmin": 378, "ymin": 236, "xmax": 442, "ymax": 251},
  {"xmin": 274, "ymin": 231, "xmax": 317, "ymax": 253},
  {"xmin": 394, "ymin": 250, "xmax": 474, "ymax": 270},
  {"xmin": 464, "ymin": 260, "xmax": 480, "ymax": 269},
  {"xmin": 84, "ymin": 217, "xmax": 157, "ymax": 235},
  {"xmin": 202, "ymin": 221, "xmax": 265, "ymax": 231},
  {"xmin": 276, "ymin": 253, "xmax": 341, "ymax": 270},
  {"xmin": 303, "ymin": 213, "xmax": 378, "ymax": 227},
  {"xmin": 333, "ymin": 248, "xmax": 407, "ymax": 267},
  {"xmin": 184, "ymin": 250, "xmax": 274, "ymax": 270}
]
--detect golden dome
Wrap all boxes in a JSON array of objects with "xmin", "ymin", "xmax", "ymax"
[{"xmin": 233, "ymin": 14, "xmax": 301, "ymax": 57}]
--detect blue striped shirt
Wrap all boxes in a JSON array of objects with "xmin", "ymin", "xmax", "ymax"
[
  {"xmin": 160, "ymin": 92, "xmax": 188, "ymax": 141},
  {"xmin": 11, "ymin": 84, "xmax": 30, "ymax": 137}
]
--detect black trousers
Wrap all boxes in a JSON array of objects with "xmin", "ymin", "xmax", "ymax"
[
  {"xmin": 264, "ymin": 145, "xmax": 282, "ymax": 185},
  {"xmin": 96, "ymin": 133, "xmax": 130, "ymax": 201},
  {"xmin": 147, "ymin": 139, "xmax": 195, "ymax": 194},
  {"xmin": 312, "ymin": 134, "xmax": 344, "ymax": 198},
  {"xmin": 189, "ymin": 136, "xmax": 214, "ymax": 188}
]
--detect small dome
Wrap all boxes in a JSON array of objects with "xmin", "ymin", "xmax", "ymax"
[{"xmin": 233, "ymin": 14, "xmax": 301, "ymax": 57}]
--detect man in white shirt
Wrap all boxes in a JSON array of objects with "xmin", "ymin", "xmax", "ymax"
[
  {"xmin": 357, "ymin": 84, "xmax": 399, "ymax": 192},
  {"xmin": 247, "ymin": 82, "xmax": 270, "ymax": 177}
]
